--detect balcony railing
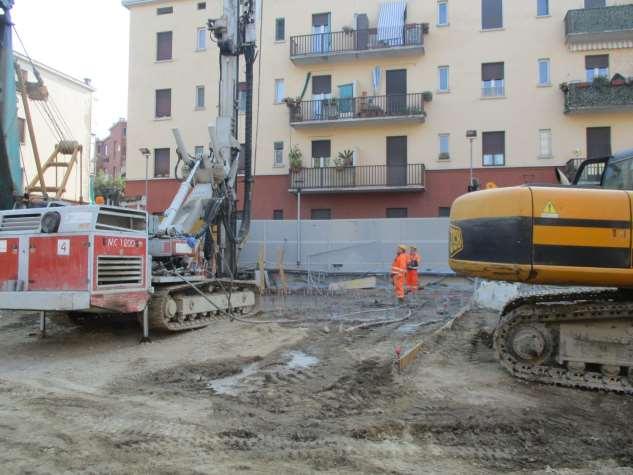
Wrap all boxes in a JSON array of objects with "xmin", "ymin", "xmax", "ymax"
[
  {"xmin": 288, "ymin": 93, "xmax": 426, "ymax": 127},
  {"xmin": 561, "ymin": 81, "xmax": 633, "ymax": 114},
  {"xmin": 290, "ymin": 164, "xmax": 425, "ymax": 193},
  {"xmin": 565, "ymin": 4, "xmax": 633, "ymax": 46},
  {"xmin": 290, "ymin": 24, "xmax": 425, "ymax": 63}
]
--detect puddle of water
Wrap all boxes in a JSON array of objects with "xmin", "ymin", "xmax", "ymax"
[
  {"xmin": 285, "ymin": 351, "xmax": 319, "ymax": 370},
  {"xmin": 207, "ymin": 362, "xmax": 259, "ymax": 396}
]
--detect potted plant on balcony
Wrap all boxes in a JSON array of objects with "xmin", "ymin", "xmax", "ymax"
[
  {"xmin": 592, "ymin": 76, "xmax": 610, "ymax": 89},
  {"xmin": 422, "ymin": 91, "xmax": 433, "ymax": 102},
  {"xmin": 335, "ymin": 149, "xmax": 354, "ymax": 170},
  {"xmin": 284, "ymin": 97, "xmax": 303, "ymax": 121},
  {"xmin": 342, "ymin": 25, "xmax": 355, "ymax": 35},
  {"xmin": 288, "ymin": 145, "xmax": 303, "ymax": 172}
]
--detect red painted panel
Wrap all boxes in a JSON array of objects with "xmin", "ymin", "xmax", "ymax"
[
  {"xmin": 93, "ymin": 235, "xmax": 147, "ymax": 290},
  {"xmin": 0, "ymin": 238, "xmax": 19, "ymax": 283},
  {"xmin": 91, "ymin": 291, "xmax": 149, "ymax": 313},
  {"xmin": 28, "ymin": 236, "xmax": 90, "ymax": 291}
]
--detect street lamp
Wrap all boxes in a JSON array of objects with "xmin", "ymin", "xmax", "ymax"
[
  {"xmin": 294, "ymin": 176, "xmax": 304, "ymax": 268},
  {"xmin": 139, "ymin": 147, "xmax": 151, "ymax": 211},
  {"xmin": 465, "ymin": 130, "xmax": 478, "ymax": 192}
]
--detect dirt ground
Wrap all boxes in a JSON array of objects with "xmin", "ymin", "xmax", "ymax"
[{"xmin": 1, "ymin": 277, "xmax": 633, "ymax": 474}]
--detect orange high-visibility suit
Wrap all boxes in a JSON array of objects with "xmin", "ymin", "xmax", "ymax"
[
  {"xmin": 391, "ymin": 251, "xmax": 408, "ymax": 300},
  {"xmin": 407, "ymin": 250, "xmax": 421, "ymax": 293}
]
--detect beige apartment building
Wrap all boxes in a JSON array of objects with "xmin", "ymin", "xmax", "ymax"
[{"xmin": 124, "ymin": 0, "xmax": 633, "ymax": 218}]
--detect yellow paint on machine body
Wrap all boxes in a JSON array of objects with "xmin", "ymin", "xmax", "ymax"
[{"xmin": 449, "ymin": 185, "xmax": 633, "ymax": 289}]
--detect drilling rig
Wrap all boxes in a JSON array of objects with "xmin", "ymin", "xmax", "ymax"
[{"xmin": 0, "ymin": 0, "xmax": 260, "ymax": 338}]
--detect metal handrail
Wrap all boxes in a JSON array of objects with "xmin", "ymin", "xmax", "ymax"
[
  {"xmin": 289, "ymin": 93, "xmax": 425, "ymax": 124},
  {"xmin": 290, "ymin": 23, "xmax": 424, "ymax": 57},
  {"xmin": 290, "ymin": 164, "xmax": 425, "ymax": 190}
]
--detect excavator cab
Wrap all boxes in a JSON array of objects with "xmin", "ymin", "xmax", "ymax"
[{"xmin": 572, "ymin": 148, "xmax": 633, "ymax": 190}]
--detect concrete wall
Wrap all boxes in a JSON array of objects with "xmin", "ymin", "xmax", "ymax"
[{"xmin": 239, "ymin": 217, "xmax": 451, "ymax": 274}]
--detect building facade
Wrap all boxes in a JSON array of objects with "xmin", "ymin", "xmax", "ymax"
[
  {"xmin": 96, "ymin": 119, "xmax": 128, "ymax": 178},
  {"xmin": 16, "ymin": 53, "xmax": 95, "ymax": 203},
  {"xmin": 124, "ymin": 0, "xmax": 633, "ymax": 218}
]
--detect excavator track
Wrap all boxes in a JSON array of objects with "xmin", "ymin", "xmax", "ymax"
[
  {"xmin": 148, "ymin": 279, "xmax": 259, "ymax": 332},
  {"xmin": 495, "ymin": 289, "xmax": 633, "ymax": 394}
]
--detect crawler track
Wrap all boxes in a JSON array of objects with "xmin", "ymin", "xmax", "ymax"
[
  {"xmin": 495, "ymin": 289, "xmax": 633, "ymax": 394},
  {"xmin": 148, "ymin": 279, "xmax": 259, "ymax": 331}
]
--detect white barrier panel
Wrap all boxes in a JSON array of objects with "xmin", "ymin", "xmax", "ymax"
[{"xmin": 239, "ymin": 218, "xmax": 451, "ymax": 275}]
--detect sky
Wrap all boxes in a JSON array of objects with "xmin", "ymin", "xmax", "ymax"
[{"xmin": 13, "ymin": 0, "xmax": 130, "ymax": 139}]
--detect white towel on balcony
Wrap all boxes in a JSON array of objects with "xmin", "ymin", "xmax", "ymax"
[{"xmin": 377, "ymin": 0, "xmax": 407, "ymax": 46}]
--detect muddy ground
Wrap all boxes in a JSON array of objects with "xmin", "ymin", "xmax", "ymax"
[{"xmin": 0, "ymin": 277, "xmax": 633, "ymax": 474}]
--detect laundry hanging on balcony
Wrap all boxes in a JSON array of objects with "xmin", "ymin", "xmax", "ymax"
[
  {"xmin": 377, "ymin": 0, "xmax": 407, "ymax": 46},
  {"xmin": 372, "ymin": 66, "xmax": 382, "ymax": 95}
]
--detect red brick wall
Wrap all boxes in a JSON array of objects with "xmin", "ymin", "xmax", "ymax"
[
  {"xmin": 126, "ymin": 166, "xmax": 557, "ymax": 218},
  {"xmin": 96, "ymin": 120, "xmax": 127, "ymax": 178}
]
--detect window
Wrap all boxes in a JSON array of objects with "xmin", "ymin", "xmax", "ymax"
[
  {"xmin": 196, "ymin": 27, "xmax": 207, "ymax": 50},
  {"xmin": 312, "ymin": 140, "xmax": 331, "ymax": 168},
  {"xmin": 482, "ymin": 0, "xmax": 503, "ymax": 30},
  {"xmin": 311, "ymin": 209, "xmax": 332, "ymax": 220},
  {"xmin": 194, "ymin": 146, "xmax": 204, "ymax": 159},
  {"xmin": 537, "ymin": 0, "xmax": 549, "ymax": 16},
  {"xmin": 482, "ymin": 131, "xmax": 505, "ymax": 166},
  {"xmin": 274, "ymin": 79, "xmax": 285, "ymax": 104},
  {"xmin": 275, "ymin": 18, "xmax": 285, "ymax": 41},
  {"xmin": 437, "ymin": 1, "xmax": 449, "ymax": 26},
  {"xmin": 538, "ymin": 129, "xmax": 552, "ymax": 158},
  {"xmin": 274, "ymin": 141, "xmax": 284, "ymax": 167},
  {"xmin": 585, "ymin": 55, "xmax": 609, "ymax": 82},
  {"xmin": 17, "ymin": 117, "xmax": 25, "ymax": 144},
  {"xmin": 195, "ymin": 85, "xmax": 205, "ymax": 109},
  {"xmin": 438, "ymin": 66, "xmax": 449, "ymax": 92},
  {"xmin": 273, "ymin": 209, "xmax": 284, "ymax": 220},
  {"xmin": 238, "ymin": 82, "xmax": 247, "ymax": 113},
  {"xmin": 155, "ymin": 89, "xmax": 172, "ymax": 118},
  {"xmin": 157, "ymin": 6, "xmax": 173, "ymax": 15},
  {"xmin": 538, "ymin": 58, "xmax": 550, "ymax": 86},
  {"xmin": 386, "ymin": 208, "xmax": 408, "ymax": 218},
  {"xmin": 154, "ymin": 148, "xmax": 170, "ymax": 177},
  {"xmin": 123, "ymin": 127, "xmax": 127, "ymax": 137},
  {"xmin": 197, "ymin": 2, "xmax": 206, "ymax": 9},
  {"xmin": 439, "ymin": 134, "xmax": 450, "ymax": 159},
  {"xmin": 482, "ymin": 62, "xmax": 504, "ymax": 97},
  {"xmin": 585, "ymin": 0, "xmax": 605, "ymax": 8},
  {"xmin": 156, "ymin": 31, "xmax": 173, "ymax": 61},
  {"xmin": 438, "ymin": 207, "xmax": 451, "ymax": 217}
]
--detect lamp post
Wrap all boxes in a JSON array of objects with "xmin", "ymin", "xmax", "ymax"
[
  {"xmin": 466, "ymin": 130, "xmax": 478, "ymax": 192},
  {"xmin": 139, "ymin": 147, "xmax": 151, "ymax": 211},
  {"xmin": 295, "ymin": 177, "xmax": 304, "ymax": 268}
]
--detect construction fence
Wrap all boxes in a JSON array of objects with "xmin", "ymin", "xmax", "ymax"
[{"xmin": 238, "ymin": 218, "xmax": 451, "ymax": 275}]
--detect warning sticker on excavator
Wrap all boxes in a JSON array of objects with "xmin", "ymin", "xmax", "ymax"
[
  {"xmin": 541, "ymin": 201, "xmax": 559, "ymax": 218},
  {"xmin": 449, "ymin": 224, "xmax": 464, "ymax": 257}
]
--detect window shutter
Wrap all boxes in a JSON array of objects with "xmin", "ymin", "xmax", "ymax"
[
  {"xmin": 311, "ymin": 140, "xmax": 331, "ymax": 158},
  {"xmin": 155, "ymin": 89, "xmax": 171, "ymax": 117},
  {"xmin": 482, "ymin": 62, "xmax": 504, "ymax": 81},
  {"xmin": 311, "ymin": 209, "xmax": 332, "ymax": 220},
  {"xmin": 312, "ymin": 13, "xmax": 330, "ymax": 27},
  {"xmin": 312, "ymin": 75, "xmax": 332, "ymax": 95},
  {"xmin": 157, "ymin": 31, "xmax": 173, "ymax": 61},
  {"xmin": 154, "ymin": 148, "xmax": 170, "ymax": 177},
  {"xmin": 483, "ymin": 131, "xmax": 505, "ymax": 155},
  {"xmin": 482, "ymin": 0, "xmax": 503, "ymax": 29},
  {"xmin": 585, "ymin": 54, "xmax": 609, "ymax": 69}
]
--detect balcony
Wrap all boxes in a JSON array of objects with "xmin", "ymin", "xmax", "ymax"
[
  {"xmin": 290, "ymin": 24, "xmax": 426, "ymax": 64},
  {"xmin": 565, "ymin": 4, "xmax": 633, "ymax": 50},
  {"xmin": 561, "ymin": 80, "xmax": 633, "ymax": 114},
  {"xmin": 288, "ymin": 93, "xmax": 427, "ymax": 128},
  {"xmin": 289, "ymin": 164, "xmax": 425, "ymax": 194}
]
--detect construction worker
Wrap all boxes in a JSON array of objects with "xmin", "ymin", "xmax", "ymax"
[
  {"xmin": 391, "ymin": 245, "xmax": 408, "ymax": 303},
  {"xmin": 407, "ymin": 245, "xmax": 421, "ymax": 294}
]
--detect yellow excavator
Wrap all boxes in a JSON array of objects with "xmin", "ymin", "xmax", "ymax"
[{"xmin": 449, "ymin": 149, "xmax": 633, "ymax": 394}]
